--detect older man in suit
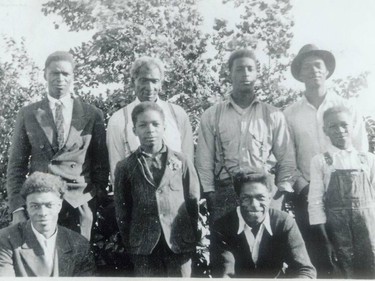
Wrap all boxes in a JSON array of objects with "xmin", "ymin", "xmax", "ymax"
[
  {"xmin": 210, "ymin": 171, "xmax": 316, "ymax": 278},
  {"xmin": 6, "ymin": 51, "xmax": 109, "ymax": 240},
  {"xmin": 0, "ymin": 172, "xmax": 95, "ymax": 276}
]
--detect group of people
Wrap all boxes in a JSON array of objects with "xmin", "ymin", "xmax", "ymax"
[{"xmin": 0, "ymin": 42, "xmax": 373, "ymax": 278}]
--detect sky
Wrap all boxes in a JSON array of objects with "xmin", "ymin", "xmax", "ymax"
[{"xmin": 0, "ymin": 0, "xmax": 374, "ymax": 114}]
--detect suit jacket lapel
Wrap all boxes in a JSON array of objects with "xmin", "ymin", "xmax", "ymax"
[
  {"xmin": 56, "ymin": 227, "xmax": 73, "ymax": 276},
  {"xmin": 19, "ymin": 221, "xmax": 50, "ymax": 276},
  {"xmin": 33, "ymin": 98, "xmax": 58, "ymax": 153},
  {"xmin": 136, "ymin": 155, "xmax": 156, "ymax": 187},
  {"xmin": 158, "ymin": 148, "xmax": 176, "ymax": 190}
]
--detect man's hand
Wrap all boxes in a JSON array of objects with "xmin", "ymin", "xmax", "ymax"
[
  {"xmin": 11, "ymin": 209, "xmax": 27, "ymax": 225},
  {"xmin": 324, "ymin": 240, "xmax": 337, "ymax": 265},
  {"xmin": 78, "ymin": 203, "xmax": 93, "ymax": 241}
]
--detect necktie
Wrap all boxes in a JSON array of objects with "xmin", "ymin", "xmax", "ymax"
[{"xmin": 55, "ymin": 101, "xmax": 65, "ymax": 149}]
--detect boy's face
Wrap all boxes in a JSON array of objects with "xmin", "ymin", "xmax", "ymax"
[
  {"xmin": 239, "ymin": 182, "xmax": 272, "ymax": 228},
  {"xmin": 133, "ymin": 109, "xmax": 165, "ymax": 149},
  {"xmin": 323, "ymin": 111, "xmax": 353, "ymax": 149}
]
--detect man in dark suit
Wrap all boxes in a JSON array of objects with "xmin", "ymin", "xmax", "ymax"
[
  {"xmin": 210, "ymin": 171, "xmax": 316, "ymax": 278},
  {"xmin": 0, "ymin": 172, "xmax": 95, "ymax": 276},
  {"xmin": 6, "ymin": 51, "xmax": 109, "ymax": 240}
]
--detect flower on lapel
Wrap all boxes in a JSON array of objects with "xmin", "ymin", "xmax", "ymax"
[{"xmin": 167, "ymin": 157, "xmax": 182, "ymax": 171}]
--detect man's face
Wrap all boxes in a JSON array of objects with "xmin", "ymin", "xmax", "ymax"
[
  {"xmin": 239, "ymin": 182, "xmax": 272, "ymax": 227},
  {"xmin": 230, "ymin": 57, "xmax": 257, "ymax": 95},
  {"xmin": 299, "ymin": 56, "xmax": 329, "ymax": 88},
  {"xmin": 323, "ymin": 111, "xmax": 353, "ymax": 149},
  {"xmin": 133, "ymin": 109, "xmax": 165, "ymax": 149},
  {"xmin": 26, "ymin": 192, "xmax": 62, "ymax": 238},
  {"xmin": 134, "ymin": 65, "xmax": 162, "ymax": 102},
  {"xmin": 45, "ymin": 60, "xmax": 74, "ymax": 99}
]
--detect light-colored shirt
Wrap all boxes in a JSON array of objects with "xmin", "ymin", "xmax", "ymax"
[
  {"xmin": 47, "ymin": 94, "xmax": 73, "ymax": 143},
  {"xmin": 308, "ymin": 145, "xmax": 375, "ymax": 225},
  {"xmin": 284, "ymin": 91, "xmax": 369, "ymax": 193},
  {"xmin": 107, "ymin": 98, "xmax": 194, "ymax": 183},
  {"xmin": 195, "ymin": 96, "xmax": 296, "ymax": 193},
  {"xmin": 237, "ymin": 206, "xmax": 273, "ymax": 265},
  {"xmin": 31, "ymin": 223, "xmax": 58, "ymax": 274}
]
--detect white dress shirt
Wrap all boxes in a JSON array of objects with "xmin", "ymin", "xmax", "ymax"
[
  {"xmin": 308, "ymin": 145, "xmax": 375, "ymax": 225},
  {"xmin": 31, "ymin": 223, "xmax": 58, "ymax": 274},
  {"xmin": 237, "ymin": 206, "xmax": 273, "ymax": 265},
  {"xmin": 284, "ymin": 91, "xmax": 368, "ymax": 193},
  {"xmin": 47, "ymin": 94, "xmax": 73, "ymax": 143}
]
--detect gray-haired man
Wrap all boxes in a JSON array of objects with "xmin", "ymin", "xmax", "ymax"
[{"xmin": 107, "ymin": 56, "xmax": 194, "ymax": 183}]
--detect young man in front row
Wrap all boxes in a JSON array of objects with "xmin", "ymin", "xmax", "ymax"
[
  {"xmin": 114, "ymin": 102, "xmax": 200, "ymax": 277},
  {"xmin": 210, "ymin": 171, "xmax": 316, "ymax": 278},
  {"xmin": 0, "ymin": 172, "xmax": 95, "ymax": 277},
  {"xmin": 308, "ymin": 106, "xmax": 375, "ymax": 278}
]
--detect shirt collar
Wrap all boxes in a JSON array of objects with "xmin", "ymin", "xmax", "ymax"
[
  {"xmin": 236, "ymin": 206, "xmax": 273, "ymax": 236},
  {"xmin": 135, "ymin": 97, "xmax": 161, "ymax": 105},
  {"xmin": 228, "ymin": 94, "xmax": 259, "ymax": 114},
  {"xmin": 31, "ymin": 222, "xmax": 58, "ymax": 244},
  {"xmin": 301, "ymin": 90, "xmax": 336, "ymax": 107},
  {"xmin": 47, "ymin": 93, "xmax": 72, "ymax": 108},
  {"xmin": 327, "ymin": 143, "xmax": 355, "ymax": 154},
  {"xmin": 137, "ymin": 142, "xmax": 167, "ymax": 158}
]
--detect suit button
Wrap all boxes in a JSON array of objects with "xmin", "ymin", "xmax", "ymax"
[
  {"xmin": 71, "ymin": 163, "xmax": 76, "ymax": 168},
  {"xmin": 39, "ymin": 144, "xmax": 44, "ymax": 149}
]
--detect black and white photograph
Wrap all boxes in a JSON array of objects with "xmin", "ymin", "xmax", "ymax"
[{"xmin": 0, "ymin": 0, "xmax": 374, "ymax": 278}]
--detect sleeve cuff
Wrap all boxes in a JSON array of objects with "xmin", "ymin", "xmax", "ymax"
[
  {"xmin": 294, "ymin": 176, "xmax": 309, "ymax": 194},
  {"xmin": 277, "ymin": 181, "xmax": 294, "ymax": 193}
]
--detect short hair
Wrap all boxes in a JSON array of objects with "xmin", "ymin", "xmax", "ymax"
[
  {"xmin": 21, "ymin": 172, "xmax": 65, "ymax": 200},
  {"xmin": 323, "ymin": 106, "xmax": 351, "ymax": 123},
  {"xmin": 131, "ymin": 101, "xmax": 165, "ymax": 125},
  {"xmin": 228, "ymin": 49, "xmax": 257, "ymax": 71},
  {"xmin": 130, "ymin": 56, "xmax": 164, "ymax": 82},
  {"xmin": 233, "ymin": 171, "xmax": 273, "ymax": 195},
  {"xmin": 44, "ymin": 51, "xmax": 75, "ymax": 70}
]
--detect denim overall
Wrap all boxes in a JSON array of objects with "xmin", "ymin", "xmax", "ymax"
[{"xmin": 324, "ymin": 152, "xmax": 375, "ymax": 278}]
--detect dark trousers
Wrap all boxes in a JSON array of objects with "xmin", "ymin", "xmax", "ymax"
[
  {"xmin": 293, "ymin": 192, "xmax": 333, "ymax": 278},
  {"xmin": 131, "ymin": 235, "xmax": 193, "ymax": 277}
]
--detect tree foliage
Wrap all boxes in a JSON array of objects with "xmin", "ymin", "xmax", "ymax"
[{"xmin": 0, "ymin": 37, "xmax": 45, "ymax": 226}]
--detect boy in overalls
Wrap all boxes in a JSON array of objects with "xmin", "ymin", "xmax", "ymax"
[{"xmin": 308, "ymin": 106, "xmax": 375, "ymax": 278}]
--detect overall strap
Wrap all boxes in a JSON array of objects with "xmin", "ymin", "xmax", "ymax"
[
  {"xmin": 168, "ymin": 102, "xmax": 181, "ymax": 133},
  {"xmin": 123, "ymin": 106, "xmax": 132, "ymax": 154},
  {"xmin": 213, "ymin": 102, "xmax": 233, "ymax": 182}
]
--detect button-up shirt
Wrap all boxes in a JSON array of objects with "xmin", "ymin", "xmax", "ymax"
[
  {"xmin": 237, "ymin": 206, "xmax": 273, "ymax": 265},
  {"xmin": 107, "ymin": 98, "xmax": 194, "ymax": 183},
  {"xmin": 196, "ymin": 96, "xmax": 296, "ymax": 193},
  {"xmin": 31, "ymin": 223, "xmax": 58, "ymax": 273},
  {"xmin": 47, "ymin": 94, "xmax": 73, "ymax": 142},
  {"xmin": 138, "ymin": 144, "xmax": 167, "ymax": 187},
  {"xmin": 284, "ymin": 91, "xmax": 368, "ymax": 193},
  {"xmin": 308, "ymin": 145, "xmax": 375, "ymax": 225}
]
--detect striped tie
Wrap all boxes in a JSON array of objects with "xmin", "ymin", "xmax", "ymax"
[{"xmin": 55, "ymin": 101, "xmax": 65, "ymax": 149}]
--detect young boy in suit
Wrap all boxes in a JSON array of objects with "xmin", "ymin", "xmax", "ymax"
[
  {"xmin": 308, "ymin": 106, "xmax": 375, "ymax": 278},
  {"xmin": 114, "ymin": 102, "xmax": 200, "ymax": 277}
]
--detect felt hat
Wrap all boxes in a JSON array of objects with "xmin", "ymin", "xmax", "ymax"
[{"xmin": 291, "ymin": 44, "xmax": 335, "ymax": 82}]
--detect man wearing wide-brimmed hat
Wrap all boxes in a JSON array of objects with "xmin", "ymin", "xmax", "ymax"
[{"xmin": 284, "ymin": 44, "xmax": 368, "ymax": 277}]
